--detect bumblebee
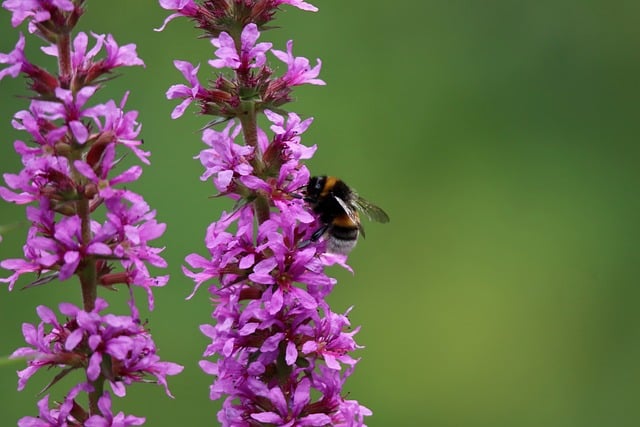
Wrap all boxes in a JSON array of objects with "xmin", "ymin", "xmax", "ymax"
[{"xmin": 304, "ymin": 176, "xmax": 390, "ymax": 254}]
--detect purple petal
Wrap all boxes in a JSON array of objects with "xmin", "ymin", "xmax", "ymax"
[
  {"xmin": 110, "ymin": 165, "xmax": 142, "ymax": 185},
  {"xmin": 301, "ymin": 341, "xmax": 317, "ymax": 353},
  {"xmin": 285, "ymin": 340, "xmax": 298, "ymax": 366},
  {"xmin": 18, "ymin": 322, "xmax": 37, "ymax": 346},
  {"xmin": 106, "ymin": 336, "xmax": 133, "ymax": 360},
  {"xmin": 238, "ymin": 322, "xmax": 259, "ymax": 336},
  {"xmin": 260, "ymin": 333, "xmax": 284, "ymax": 352},
  {"xmin": 69, "ymin": 120, "xmax": 89, "ymax": 144},
  {"xmin": 199, "ymin": 360, "xmax": 217, "ymax": 375},
  {"xmin": 59, "ymin": 251, "xmax": 80, "ymax": 280},
  {"xmin": 84, "ymin": 417, "xmax": 108, "ymax": 427},
  {"xmin": 58, "ymin": 302, "xmax": 80, "ymax": 317},
  {"xmin": 266, "ymin": 288, "xmax": 283, "ymax": 315},
  {"xmin": 248, "ymin": 257, "xmax": 277, "ymax": 284},
  {"xmin": 88, "ymin": 242, "xmax": 111, "ymax": 256},
  {"xmin": 110, "ymin": 380, "xmax": 126, "ymax": 397},
  {"xmin": 87, "ymin": 352, "xmax": 103, "ymax": 381},
  {"xmin": 74, "ymin": 161, "xmax": 99, "ymax": 182},
  {"xmin": 324, "ymin": 353, "xmax": 341, "ymax": 370},
  {"xmin": 76, "ymin": 86, "xmax": 99, "ymax": 107},
  {"xmin": 238, "ymin": 253, "xmax": 255, "ymax": 269},
  {"xmin": 170, "ymin": 98, "xmax": 193, "ymax": 119},
  {"xmin": 16, "ymin": 365, "xmax": 38, "ymax": 391},
  {"xmin": 293, "ymin": 378, "xmax": 311, "ymax": 411},
  {"xmin": 300, "ymin": 414, "xmax": 333, "ymax": 426},
  {"xmin": 0, "ymin": 186, "xmax": 34, "ymax": 204},
  {"xmin": 251, "ymin": 412, "xmax": 282, "ymax": 423},
  {"xmin": 35, "ymin": 305, "xmax": 57, "ymax": 324},
  {"xmin": 0, "ymin": 33, "xmax": 26, "ymax": 80},
  {"xmin": 65, "ymin": 329, "xmax": 84, "ymax": 351},
  {"xmin": 278, "ymin": 0, "xmax": 318, "ymax": 12}
]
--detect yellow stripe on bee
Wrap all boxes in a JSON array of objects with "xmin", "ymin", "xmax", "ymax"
[
  {"xmin": 320, "ymin": 176, "xmax": 339, "ymax": 197},
  {"xmin": 333, "ymin": 213, "xmax": 359, "ymax": 228}
]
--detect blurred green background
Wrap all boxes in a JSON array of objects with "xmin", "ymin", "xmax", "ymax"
[{"xmin": 2, "ymin": 1, "xmax": 640, "ymax": 426}]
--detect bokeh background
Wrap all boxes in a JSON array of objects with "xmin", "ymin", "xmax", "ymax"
[{"xmin": 2, "ymin": 1, "xmax": 640, "ymax": 426}]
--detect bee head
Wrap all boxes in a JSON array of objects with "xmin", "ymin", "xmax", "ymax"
[{"xmin": 305, "ymin": 175, "xmax": 326, "ymax": 202}]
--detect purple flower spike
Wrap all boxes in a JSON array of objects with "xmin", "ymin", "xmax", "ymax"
[
  {"xmin": 159, "ymin": 2, "xmax": 371, "ymax": 425},
  {"xmin": 2, "ymin": 2, "xmax": 179, "ymax": 423}
]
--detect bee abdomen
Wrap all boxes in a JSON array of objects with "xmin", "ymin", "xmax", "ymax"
[{"xmin": 327, "ymin": 225, "xmax": 359, "ymax": 255}]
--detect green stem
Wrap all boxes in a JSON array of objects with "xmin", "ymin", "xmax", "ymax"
[
  {"xmin": 238, "ymin": 100, "xmax": 262, "ymax": 163},
  {"xmin": 78, "ymin": 198, "xmax": 97, "ymax": 311},
  {"xmin": 70, "ymin": 131, "xmax": 101, "ymax": 415},
  {"xmin": 253, "ymin": 195, "xmax": 271, "ymax": 224},
  {"xmin": 88, "ymin": 377, "xmax": 104, "ymax": 415},
  {"xmin": 58, "ymin": 26, "xmax": 103, "ymax": 414},
  {"xmin": 57, "ymin": 32, "xmax": 72, "ymax": 87},
  {"xmin": 238, "ymin": 100, "xmax": 271, "ymax": 224}
]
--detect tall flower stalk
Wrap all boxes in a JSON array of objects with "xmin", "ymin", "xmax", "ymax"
[
  {"xmin": 158, "ymin": 1, "xmax": 372, "ymax": 425},
  {"xmin": 0, "ymin": 1, "xmax": 182, "ymax": 425}
]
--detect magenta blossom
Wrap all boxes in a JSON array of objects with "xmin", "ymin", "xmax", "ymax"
[
  {"xmin": 272, "ymin": 40, "xmax": 325, "ymax": 86},
  {"xmin": 155, "ymin": 0, "xmax": 199, "ymax": 32},
  {"xmin": 0, "ymin": 32, "xmax": 26, "ymax": 80},
  {"xmin": 3, "ymin": 0, "xmax": 75, "ymax": 29},
  {"xmin": 42, "ymin": 31, "xmax": 144, "ymax": 70},
  {"xmin": 166, "ymin": 60, "xmax": 206, "ymax": 119},
  {"xmin": 0, "ymin": 200, "xmax": 112, "ymax": 286},
  {"xmin": 17, "ymin": 382, "xmax": 90, "ymax": 427},
  {"xmin": 156, "ymin": 0, "xmax": 317, "ymax": 34},
  {"xmin": 85, "ymin": 392, "xmax": 145, "ymax": 427},
  {"xmin": 197, "ymin": 121, "xmax": 254, "ymax": 192},
  {"xmin": 74, "ymin": 143, "xmax": 143, "ymax": 200},
  {"xmin": 85, "ymin": 92, "xmax": 150, "ymax": 164},
  {"xmin": 209, "ymin": 23, "xmax": 272, "ymax": 70},
  {"xmin": 11, "ymin": 300, "xmax": 183, "ymax": 398}
]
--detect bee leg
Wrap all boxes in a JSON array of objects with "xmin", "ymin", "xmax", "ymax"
[
  {"xmin": 311, "ymin": 224, "xmax": 329, "ymax": 242},
  {"xmin": 297, "ymin": 224, "xmax": 328, "ymax": 250}
]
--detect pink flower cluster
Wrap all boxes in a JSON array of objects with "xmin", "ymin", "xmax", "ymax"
[
  {"xmin": 14, "ymin": 299, "xmax": 182, "ymax": 409},
  {"xmin": 1, "ymin": 1, "xmax": 182, "ymax": 424},
  {"xmin": 159, "ymin": 2, "xmax": 371, "ymax": 425}
]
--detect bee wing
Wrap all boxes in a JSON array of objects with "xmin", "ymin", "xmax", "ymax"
[
  {"xmin": 353, "ymin": 196, "xmax": 390, "ymax": 223},
  {"xmin": 333, "ymin": 195, "xmax": 360, "ymax": 223},
  {"xmin": 333, "ymin": 195, "xmax": 367, "ymax": 238}
]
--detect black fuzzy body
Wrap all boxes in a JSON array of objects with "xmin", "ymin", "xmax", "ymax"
[{"xmin": 305, "ymin": 176, "xmax": 360, "ymax": 254}]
